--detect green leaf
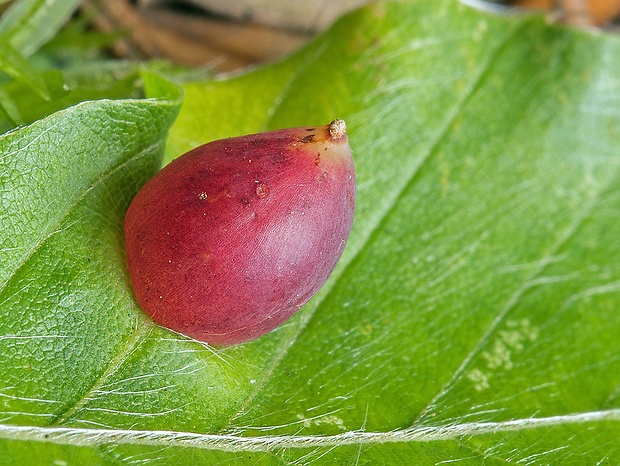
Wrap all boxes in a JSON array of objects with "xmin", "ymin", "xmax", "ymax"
[
  {"xmin": 0, "ymin": 0, "xmax": 86, "ymax": 130},
  {"xmin": 0, "ymin": 0, "xmax": 81, "ymax": 56},
  {"xmin": 0, "ymin": 73, "xmax": 180, "ymax": 455},
  {"xmin": 3, "ymin": 0, "xmax": 620, "ymax": 463},
  {"xmin": 0, "ymin": 39, "xmax": 49, "ymax": 99},
  {"xmin": 0, "ymin": 61, "xmax": 145, "ymax": 129}
]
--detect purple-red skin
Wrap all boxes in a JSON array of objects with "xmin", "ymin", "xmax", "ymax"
[{"xmin": 124, "ymin": 120, "xmax": 355, "ymax": 346}]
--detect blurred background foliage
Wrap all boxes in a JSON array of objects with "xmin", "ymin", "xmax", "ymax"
[
  {"xmin": 2, "ymin": 0, "xmax": 620, "ymax": 75},
  {"xmin": 54, "ymin": 0, "xmax": 620, "ymax": 72}
]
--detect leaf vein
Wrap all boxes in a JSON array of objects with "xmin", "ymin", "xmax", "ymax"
[{"xmin": 2, "ymin": 408, "xmax": 619, "ymax": 452}]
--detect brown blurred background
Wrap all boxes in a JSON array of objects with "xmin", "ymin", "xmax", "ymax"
[{"xmin": 85, "ymin": 0, "xmax": 620, "ymax": 73}]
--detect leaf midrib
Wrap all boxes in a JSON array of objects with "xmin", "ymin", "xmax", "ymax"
[{"xmin": 2, "ymin": 408, "xmax": 619, "ymax": 452}]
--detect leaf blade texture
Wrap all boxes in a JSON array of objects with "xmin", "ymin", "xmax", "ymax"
[{"xmin": 2, "ymin": 0, "xmax": 620, "ymax": 464}]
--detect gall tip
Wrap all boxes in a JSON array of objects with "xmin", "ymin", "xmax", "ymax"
[{"xmin": 328, "ymin": 119, "xmax": 347, "ymax": 141}]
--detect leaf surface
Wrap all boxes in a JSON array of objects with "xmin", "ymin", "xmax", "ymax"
[{"xmin": 2, "ymin": 1, "xmax": 620, "ymax": 464}]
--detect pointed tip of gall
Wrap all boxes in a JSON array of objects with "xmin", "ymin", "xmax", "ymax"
[{"xmin": 328, "ymin": 119, "xmax": 347, "ymax": 141}]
